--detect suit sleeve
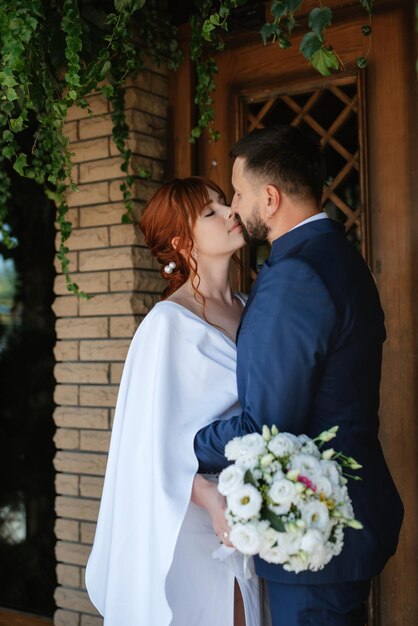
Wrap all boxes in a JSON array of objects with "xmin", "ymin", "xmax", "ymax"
[{"xmin": 194, "ymin": 257, "xmax": 339, "ymax": 472}]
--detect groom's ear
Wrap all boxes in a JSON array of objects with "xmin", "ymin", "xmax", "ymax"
[{"xmin": 264, "ymin": 184, "xmax": 281, "ymax": 218}]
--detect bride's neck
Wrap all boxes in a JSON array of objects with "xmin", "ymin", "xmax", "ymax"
[{"xmin": 186, "ymin": 259, "xmax": 235, "ymax": 303}]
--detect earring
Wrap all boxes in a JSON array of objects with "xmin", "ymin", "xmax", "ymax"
[{"xmin": 164, "ymin": 261, "xmax": 176, "ymax": 274}]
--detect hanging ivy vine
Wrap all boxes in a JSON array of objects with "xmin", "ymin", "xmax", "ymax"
[{"xmin": 0, "ymin": 0, "xmax": 373, "ymax": 295}]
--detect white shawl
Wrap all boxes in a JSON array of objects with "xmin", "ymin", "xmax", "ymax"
[{"xmin": 85, "ymin": 301, "xmax": 241, "ymax": 625}]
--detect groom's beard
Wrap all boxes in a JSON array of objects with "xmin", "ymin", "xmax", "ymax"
[{"xmin": 237, "ymin": 205, "xmax": 270, "ymax": 246}]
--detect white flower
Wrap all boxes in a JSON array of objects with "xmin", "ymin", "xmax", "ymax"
[
  {"xmin": 260, "ymin": 453, "xmax": 275, "ymax": 467},
  {"xmin": 320, "ymin": 460, "xmax": 341, "ymax": 486},
  {"xmin": 329, "ymin": 524, "xmax": 344, "ymax": 556},
  {"xmin": 268, "ymin": 433, "xmax": 297, "ymax": 458},
  {"xmin": 315, "ymin": 425, "xmax": 339, "ymax": 443},
  {"xmin": 218, "ymin": 465, "xmax": 245, "ymax": 496},
  {"xmin": 229, "ymin": 523, "xmax": 261, "ymax": 555},
  {"xmin": 321, "ymin": 447, "xmax": 336, "ymax": 461},
  {"xmin": 276, "ymin": 530, "xmax": 303, "ymax": 555},
  {"xmin": 300, "ymin": 529, "xmax": 325, "ymax": 555},
  {"xmin": 308, "ymin": 543, "xmax": 333, "ymax": 571},
  {"xmin": 259, "ymin": 544, "xmax": 287, "ymax": 564},
  {"xmin": 227, "ymin": 484, "xmax": 262, "ymax": 520},
  {"xmin": 299, "ymin": 438, "xmax": 321, "ymax": 459},
  {"xmin": 290, "ymin": 453, "xmax": 321, "ymax": 476},
  {"xmin": 283, "ymin": 554, "xmax": 307, "ymax": 573},
  {"xmin": 269, "ymin": 466, "xmax": 285, "ymax": 482},
  {"xmin": 238, "ymin": 432, "xmax": 266, "ymax": 456},
  {"xmin": 259, "ymin": 525, "xmax": 280, "ymax": 551},
  {"xmin": 268, "ymin": 479, "xmax": 297, "ymax": 515},
  {"xmin": 313, "ymin": 475, "xmax": 333, "ymax": 498},
  {"xmin": 235, "ymin": 453, "xmax": 259, "ymax": 469},
  {"xmin": 301, "ymin": 501, "xmax": 330, "ymax": 532},
  {"xmin": 225, "ymin": 437, "xmax": 245, "ymax": 461}
]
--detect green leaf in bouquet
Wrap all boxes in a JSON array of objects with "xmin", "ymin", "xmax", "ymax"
[
  {"xmin": 244, "ymin": 469, "xmax": 258, "ymax": 487},
  {"xmin": 261, "ymin": 507, "xmax": 286, "ymax": 532}
]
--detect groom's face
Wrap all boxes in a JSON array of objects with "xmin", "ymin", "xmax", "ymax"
[{"xmin": 231, "ymin": 157, "xmax": 270, "ymax": 246}]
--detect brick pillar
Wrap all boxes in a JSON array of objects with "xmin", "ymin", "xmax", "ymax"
[{"xmin": 52, "ymin": 62, "xmax": 168, "ymax": 626}]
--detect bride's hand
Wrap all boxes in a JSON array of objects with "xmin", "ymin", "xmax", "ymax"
[{"xmin": 191, "ymin": 475, "xmax": 233, "ymax": 547}]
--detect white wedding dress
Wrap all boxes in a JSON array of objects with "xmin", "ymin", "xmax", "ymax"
[{"xmin": 85, "ymin": 300, "xmax": 263, "ymax": 626}]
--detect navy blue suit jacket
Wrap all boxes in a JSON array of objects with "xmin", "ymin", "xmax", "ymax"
[{"xmin": 194, "ymin": 218, "xmax": 403, "ymax": 584}]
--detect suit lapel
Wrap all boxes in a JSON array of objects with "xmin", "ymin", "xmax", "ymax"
[{"xmin": 237, "ymin": 218, "xmax": 344, "ymax": 339}]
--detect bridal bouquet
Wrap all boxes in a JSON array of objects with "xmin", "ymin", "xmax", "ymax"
[{"xmin": 218, "ymin": 425, "xmax": 363, "ymax": 573}]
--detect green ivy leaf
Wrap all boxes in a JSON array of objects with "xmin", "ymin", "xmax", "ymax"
[
  {"xmin": 361, "ymin": 24, "xmax": 372, "ymax": 36},
  {"xmin": 2, "ymin": 146, "xmax": 15, "ymax": 160},
  {"xmin": 286, "ymin": 0, "xmax": 303, "ymax": 10},
  {"xmin": 0, "ymin": 73, "xmax": 17, "ymax": 88},
  {"xmin": 13, "ymin": 153, "xmax": 28, "ymax": 176},
  {"xmin": 300, "ymin": 32, "xmax": 322, "ymax": 60},
  {"xmin": 209, "ymin": 13, "xmax": 220, "ymax": 26},
  {"xmin": 311, "ymin": 47, "xmax": 339, "ymax": 76},
  {"xmin": 115, "ymin": 0, "xmax": 147, "ymax": 11},
  {"xmin": 271, "ymin": 0, "xmax": 287, "ymax": 20},
  {"xmin": 360, "ymin": 0, "xmax": 374, "ymax": 13},
  {"xmin": 6, "ymin": 87, "xmax": 18, "ymax": 102},
  {"xmin": 308, "ymin": 7, "xmax": 332, "ymax": 37},
  {"xmin": 278, "ymin": 35, "xmax": 291, "ymax": 49},
  {"xmin": 2, "ymin": 130, "xmax": 14, "ymax": 142},
  {"xmin": 357, "ymin": 56, "xmax": 368, "ymax": 69},
  {"xmin": 219, "ymin": 4, "xmax": 229, "ymax": 18},
  {"xmin": 260, "ymin": 23, "xmax": 277, "ymax": 45},
  {"xmin": 9, "ymin": 116, "xmax": 25, "ymax": 133}
]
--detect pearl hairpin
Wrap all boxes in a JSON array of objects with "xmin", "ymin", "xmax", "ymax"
[{"xmin": 164, "ymin": 261, "xmax": 176, "ymax": 274}]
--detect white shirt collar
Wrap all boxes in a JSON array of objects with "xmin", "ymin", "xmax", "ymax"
[{"xmin": 288, "ymin": 212, "xmax": 329, "ymax": 232}]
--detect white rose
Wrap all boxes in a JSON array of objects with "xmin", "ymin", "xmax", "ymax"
[
  {"xmin": 320, "ymin": 460, "xmax": 341, "ymax": 486},
  {"xmin": 283, "ymin": 554, "xmax": 307, "ymax": 573},
  {"xmin": 336, "ymin": 499, "xmax": 354, "ymax": 520},
  {"xmin": 259, "ymin": 544, "xmax": 287, "ymax": 564},
  {"xmin": 300, "ymin": 528, "xmax": 325, "ymax": 554},
  {"xmin": 313, "ymin": 475, "xmax": 333, "ymax": 498},
  {"xmin": 225, "ymin": 437, "xmax": 246, "ymax": 461},
  {"xmin": 218, "ymin": 465, "xmax": 245, "ymax": 496},
  {"xmin": 301, "ymin": 501, "xmax": 330, "ymax": 532},
  {"xmin": 229, "ymin": 523, "xmax": 261, "ymax": 555},
  {"xmin": 308, "ymin": 543, "xmax": 333, "ymax": 571},
  {"xmin": 268, "ymin": 479, "xmax": 297, "ymax": 515},
  {"xmin": 290, "ymin": 453, "xmax": 321, "ymax": 476},
  {"xmin": 276, "ymin": 530, "xmax": 303, "ymax": 556},
  {"xmin": 268, "ymin": 433, "xmax": 297, "ymax": 458},
  {"xmin": 235, "ymin": 453, "xmax": 259, "ymax": 469},
  {"xmin": 239, "ymin": 432, "xmax": 266, "ymax": 456},
  {"xmin": 259, "ymin": 525, "xmax": 280, "ymax": 551},
  {"xmin": 299, "ymin": 439, "xmax": 322, "ymax": 459},
  {"xmin": 227, "ymin": 484, "xmax": 262, "ymax": 520}
]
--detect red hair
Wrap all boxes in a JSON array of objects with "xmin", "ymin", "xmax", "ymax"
[{"xmin": 140, "ymin": 176, "xmax": 240, "ymax": 301}]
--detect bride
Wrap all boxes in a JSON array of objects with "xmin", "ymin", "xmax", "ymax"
[{"xmin": 85, "ymin": 177, "xmax": 264, "ymax": 625}]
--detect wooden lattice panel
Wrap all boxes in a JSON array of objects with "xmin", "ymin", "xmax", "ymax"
[{"xmin": 244, "ymin": 75, "xmax": 368, "ymax": 258}]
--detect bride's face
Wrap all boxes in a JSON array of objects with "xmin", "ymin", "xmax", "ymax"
[{"xmin": 191, "ymin": 187, "xmax": 245, "ymax": 259}]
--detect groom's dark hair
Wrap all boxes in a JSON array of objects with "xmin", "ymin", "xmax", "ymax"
[{"xmin": 230, "ymin": 125, "xmax": 326, "ymax": 205}]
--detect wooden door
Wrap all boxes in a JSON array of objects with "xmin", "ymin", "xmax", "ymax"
[
  {"xmin": 0, "ymin": 609, "xmax": 52, "ymax": 626},
  {"xmin": 170, "ymin": 1, "xmax": 418, "ymax": 624}
]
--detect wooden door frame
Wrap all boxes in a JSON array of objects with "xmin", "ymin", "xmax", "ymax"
[
  {"xmin": 0, "ymin": 608, "xmax": 52, "ymax": 626},
  {"xmin": 168, "ymin": 2, "xmax": 418, "ymax": 624}
]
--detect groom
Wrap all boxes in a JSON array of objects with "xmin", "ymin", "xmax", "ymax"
[{"xmin": 194, "ymin": 125, "xmax": 403, "ymax": 625}]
